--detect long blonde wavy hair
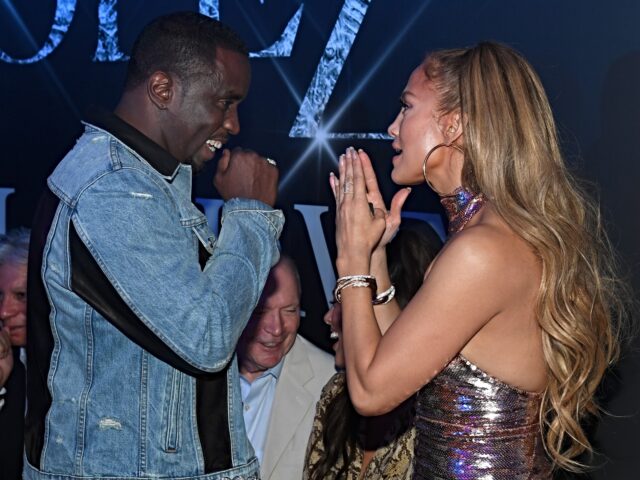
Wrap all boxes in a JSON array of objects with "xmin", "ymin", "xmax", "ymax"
[{"xmin": 423, "ymin": 42, "xmax": 627, "ymax": 472}]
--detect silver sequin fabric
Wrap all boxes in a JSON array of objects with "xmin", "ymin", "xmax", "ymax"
[{"xmin": 413, "ymin": 355, "xmax": 552, "ymax": 479}]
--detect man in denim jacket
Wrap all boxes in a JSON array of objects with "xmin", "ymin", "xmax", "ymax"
[{"xmin": 24, "ymin": 13, "xmax": 282, "ymax": 480}]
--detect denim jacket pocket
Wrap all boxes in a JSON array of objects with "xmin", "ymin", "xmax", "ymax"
[{"xmin": 163, "ymin": 369, "xmax": 184, "ymax": 452}]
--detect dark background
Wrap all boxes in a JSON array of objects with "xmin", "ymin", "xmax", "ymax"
[{"xmin": 1, "ymin": 1, "xmax": 638, "ymax": 477}]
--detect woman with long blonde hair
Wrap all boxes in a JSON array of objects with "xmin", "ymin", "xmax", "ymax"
[{"xmin": 330, "ymin": 41, "xmax": 625, "ymax": 478}]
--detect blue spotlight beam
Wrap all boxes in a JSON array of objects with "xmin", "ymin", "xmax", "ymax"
[
  {"xmin": 0, "ymin": 0, "xmax": 76, "ymax": 64},
  {"xmin": 250, "ymin": 5, "xmax": 303, "ymax": 58},
  {"xmin": 234, "ymin": 0, "xmax": 303, "ymax": 105},
  {"xmin": 280, "ymin": 130, "xmax": 334, "ymax": 189},
  {"xmin": 0, "ymin": 0, "xmax": 79, "ymax": 117},
  {"xmin": 289, "ymin": 0, "xmax": 371, "ymax": 138},
  {"xmin": 320, "ymin": 0, "xmax": 434, "ymax": 139},
  {"xmin": 281, "ymin": 0, "xmax": 433, "ymax": 189},
  {"xmin": 204, "ymin": 1, "xmax": 303, "ymax": 59}
]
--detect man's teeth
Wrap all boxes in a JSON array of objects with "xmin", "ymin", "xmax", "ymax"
[
  {"xmin": 206, "ymin": 139, "xmax": 222, "ymax": 152},
  {"xmin": 330, "ymin": 331, "xmax": 339, "ymax": 340}
]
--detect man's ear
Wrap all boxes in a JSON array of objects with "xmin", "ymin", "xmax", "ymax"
[
  {"xmin": 147, "ymin": 71, "xmax": 173, "ymax": 110},
  {"xmin": 439, "ymin": 110, "xmax": 464, "ymax": 144}
]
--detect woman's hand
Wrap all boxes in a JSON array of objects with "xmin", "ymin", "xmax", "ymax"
[
  {"xmin": 330, "ymin": 147, "xmax": 387, "ymax": 275},
  {"xmin": 356, "ymin": 149, "xmax": 411, "ymax": 252}
]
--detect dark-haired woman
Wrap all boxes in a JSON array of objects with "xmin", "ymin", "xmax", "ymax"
[{"xmin": 305, "ymin": 226, "xmax": 442, "ymax": 479}]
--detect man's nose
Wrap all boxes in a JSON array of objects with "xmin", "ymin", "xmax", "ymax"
[
  {"xmin": 223, "ymin": 108, "xmax": 240, "ymax": 136},
  {"xmin": 262, "ymin": 311, "xmax": 283, "ymax": 336},
  {"xmin": 0, "ymin": 296, "xmax": 16, "ymax": 320}
]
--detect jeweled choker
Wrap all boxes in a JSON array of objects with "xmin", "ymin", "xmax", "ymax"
[{"xmin": 440, "ymin": 186, "xmax": 486, "ymax": 235}]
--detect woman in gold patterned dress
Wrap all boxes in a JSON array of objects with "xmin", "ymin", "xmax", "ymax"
[
  {"xmin": 329, "ymin": 42, "xmax": 627, "ymax": 478},
  {"xmin": 304, "ymin": 226, "xmax": 442, "ymax": 479}
]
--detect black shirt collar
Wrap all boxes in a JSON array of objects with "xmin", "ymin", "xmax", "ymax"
[{"xmin": 84, "ymin": 106, "xmax": 181, "ymax": 177}]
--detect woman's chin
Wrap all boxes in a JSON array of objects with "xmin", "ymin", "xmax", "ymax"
[
  {"xmin": 390, "ymin": 168, "xmax": 405, "ymax": 185},
  {"xmin": 391, "ymin": 168, "xmax": 418, "ymax": 186}
]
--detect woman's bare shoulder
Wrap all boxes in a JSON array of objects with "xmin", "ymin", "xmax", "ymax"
[
  {"xmin": 436, "ymin": 223, "xmax": 509, "ymax": 266},
  {"xmin": 427, "ymin": 218, "xmax": 538, "ymax": 290}
]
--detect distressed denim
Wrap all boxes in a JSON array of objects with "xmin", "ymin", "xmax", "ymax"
[{"xmin": 24, "ymin": 122, "xmax": 283, "ymax": 480}]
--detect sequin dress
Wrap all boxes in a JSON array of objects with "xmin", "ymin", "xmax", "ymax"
[{"xmin": 413, "ymin": 355, "xmax": 552, "ymax": 479}]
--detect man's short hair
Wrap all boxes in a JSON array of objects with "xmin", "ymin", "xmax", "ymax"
[
  {"xmin": 124, "ymin": 12, "xmax": 249, "ymax": 91},
  {"xmin": 277, "ymin": 255, "xmax": 301, "ymax": 297},
  {"xmin": 0, "ymin": 228, "xmax": 30, "ymax": 267}
]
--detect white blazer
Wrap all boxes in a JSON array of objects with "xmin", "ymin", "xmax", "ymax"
[{"xmin": 260, "ymin": 335, "xmax": 335, "ymax": 480}]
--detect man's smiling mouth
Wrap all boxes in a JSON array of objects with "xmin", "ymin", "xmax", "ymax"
[{"xmin": 206, "ymin": 139, "xmax": 223, "ymax": 153}]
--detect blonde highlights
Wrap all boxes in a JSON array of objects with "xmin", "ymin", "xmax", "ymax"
[{"xmin": 423, "ymin": 42, "xmax": 627, "ymax": 472}]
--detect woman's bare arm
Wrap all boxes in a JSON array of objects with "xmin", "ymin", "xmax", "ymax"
[
  {"xmin": 340, "ymin": 232, "xmax": 505, "ymax": 415},
  {"xmin": 333, "ymin": 150, "xmax": 510, "ymax": 415}
]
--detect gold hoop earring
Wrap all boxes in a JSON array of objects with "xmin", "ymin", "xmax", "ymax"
[{"xmin": 422, "ymin": 142, "xmax": 464, "ymax": 195}]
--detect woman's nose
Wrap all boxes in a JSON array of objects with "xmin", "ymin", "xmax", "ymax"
[
  {"xmin": 387, "ymin": 112, "xmax": 401, "ymax": 138},
  {"xmin": 323, "ymin": 306, "xmax": 334, "ymax": 326}
]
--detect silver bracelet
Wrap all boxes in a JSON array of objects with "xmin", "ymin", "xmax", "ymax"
[
  {"xmin": 373, "ymin": 284, "xmax": 396, "ymax": 305},
  {"xmin": 333, "ymin": 275, "xmax": 377, "ymax": 303}
]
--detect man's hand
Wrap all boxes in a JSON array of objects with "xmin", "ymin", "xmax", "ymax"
[{"xmin": 214, "ymin": 148, "xmax": 279, "ymax": 207}]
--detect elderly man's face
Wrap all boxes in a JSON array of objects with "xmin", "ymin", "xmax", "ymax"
[
  {"xmin": 238, "ymin": 261, "xmax": 300, "ymax": 382},
  {"xmin": 0, "ymin": 262, "xmax": 27, "ymax": 347}
]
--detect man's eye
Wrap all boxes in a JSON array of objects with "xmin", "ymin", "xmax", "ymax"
[
  {"xmin": 15, "ymin": 292, "xmax": 26, "ymax": 302},
  {"xmin": 400, "ymin": 100, "xmax": 410, "ymax": 113},
  {"xmin": 219, "ymin": 100, "xmax": 233, "ymax": 111}
]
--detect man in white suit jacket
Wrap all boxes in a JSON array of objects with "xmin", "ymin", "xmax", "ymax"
[{"xmin": 237, "ymin": 256, "xmax": 335, "ymax": 480}]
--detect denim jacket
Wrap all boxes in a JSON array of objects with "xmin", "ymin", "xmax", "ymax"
[{"xmin": 24, "ymin": 111, "xmax": 284, "ymax": 480}]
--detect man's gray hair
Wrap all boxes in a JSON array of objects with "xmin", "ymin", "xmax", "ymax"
[
  {"xmin": 278, "ymin": 254, "xmax": 301, "ymax": 297},
  {"xmin": 0, "ymin": 227, "xmax": 30, "ymax": 267}
]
